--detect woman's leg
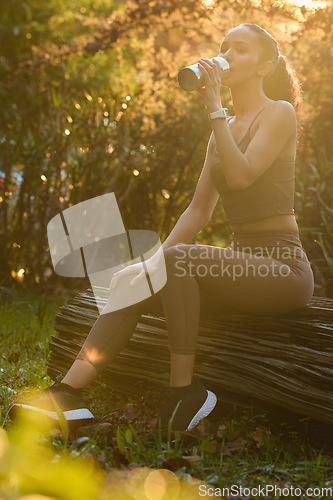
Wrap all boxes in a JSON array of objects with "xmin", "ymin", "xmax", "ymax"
[
  {"xmin": 12, "ymin": 238, "xmax": 312, "ymax": 430},
  {"xmin": 61, "ymin": 297, "xmax": 164, "ymax": 388},
  {"xmin": 61, "ymin": 238, "xmax": 312, "ymax": 390},
  {"xmin": 169, "ymin": 353, "xmax": 195, "ymax": 387},
  {"xmin": 60, "ymin": 244, "xmax": 202, "ymax": 388},
  {"xmin": 62, "ymin": 359, "xmax": 98, "ymax": 389},
  {"xmin": 162, "ymin": 241, "xmax": 313, "ymax": 317}
]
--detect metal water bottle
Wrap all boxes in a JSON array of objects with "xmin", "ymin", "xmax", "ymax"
[{"xmin": 178, "ymin": 56, "xmax": 230, "ymax": 92}]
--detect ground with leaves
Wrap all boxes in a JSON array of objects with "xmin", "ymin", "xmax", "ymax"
[{"xmin": 1, "ymin": 294, "xmax": 333, "ymax": 499}]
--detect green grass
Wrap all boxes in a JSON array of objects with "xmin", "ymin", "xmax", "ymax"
[
  {"xmin": 0, "ymin": 294, "xmax": 63, "ymax": 416},
  {"xmin": 1, "ymin": 293, "xmax": 333, "ymax": 500}
]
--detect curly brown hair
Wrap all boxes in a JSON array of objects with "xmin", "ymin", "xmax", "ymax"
[{"xmin": 240, "ymin": 24, "xmax": 304, "ymax": 139}]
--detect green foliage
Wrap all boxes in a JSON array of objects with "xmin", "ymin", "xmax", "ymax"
[
  {"xmin": 295, "ymin": 156, "xmax": 333, "ymax": 282},
  {"xmin": 0, "ymin": 296, "xmax": 65, "ymax": 427},
  {"xmin": 291, "ymin": 3, "xmax": 333, "ymax": 159},
  {"xmin": 0, "ymin": 0, "xmax": 332, "ymax": 290},
  {"xmin": 0, "ymin": 0, "xmax": 216, "ymax": 288},
  {"xmin": 0, "ymin": 417, "xmax": 102, "ymax": 500}
]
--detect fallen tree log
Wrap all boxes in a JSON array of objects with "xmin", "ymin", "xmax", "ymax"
[{"xmin": 48, "ymin": 288, "xmax": 333, "ymax": 426}]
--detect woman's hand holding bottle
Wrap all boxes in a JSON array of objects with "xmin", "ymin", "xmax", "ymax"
[{"xmin": 197, "ymin": 58, "xmax": 224, "ymax": 113}]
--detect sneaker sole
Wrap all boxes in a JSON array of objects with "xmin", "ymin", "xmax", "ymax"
[
  {"xmin": 186, "ymin": 390, "xmax": 217, "ymax": 431},
  {"xmin": 9, "ymin": 403, "xmax": 95, "ymax": 423}
]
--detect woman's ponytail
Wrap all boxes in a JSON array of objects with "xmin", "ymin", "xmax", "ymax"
[
  {"xmin": 240, "ymin": 24, "xmax": 304, "ymax": 139},
  {"xmin": 263, "ymin": 54, "xmax": 303, "ymax": 128}
]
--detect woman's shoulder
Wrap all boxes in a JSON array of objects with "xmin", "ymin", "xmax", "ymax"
[
  {"xmin": 268, "ymin": 100, "xmax": 296, "ymax": 116},
  {"xmin": 262, "ymin": 100, "xmax": 296, "ymax": 132}
]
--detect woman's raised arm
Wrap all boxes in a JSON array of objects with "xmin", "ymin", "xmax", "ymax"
[{"xmin": 212, "ymin": 100, "xmax": 296, "ymax": 191}]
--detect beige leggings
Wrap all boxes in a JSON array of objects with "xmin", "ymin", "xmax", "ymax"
[{"xmin": 77, "ymin": 231, "xmax": 314, "ymax": 373}]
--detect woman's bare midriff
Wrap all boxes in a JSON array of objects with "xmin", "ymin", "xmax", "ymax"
[{"xmin": 231, "ymin": 214, "xmax": 299, "ymax": 235}]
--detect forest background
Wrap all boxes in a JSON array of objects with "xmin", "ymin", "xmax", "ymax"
[{"xmin": 1, "ymin": 0, "xmax": 332, "ymax": 296}]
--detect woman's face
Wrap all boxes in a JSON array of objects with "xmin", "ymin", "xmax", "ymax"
[{"xmin": 219, "ymin": 25, "xmax": 268, "ymax": 87}]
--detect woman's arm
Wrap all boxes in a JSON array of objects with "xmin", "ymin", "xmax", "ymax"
[
  {"xmin": 212, "ymin": 100, "xmax": 296, "ymax": 191},
  {"xmin": 197, "ymin": 58, "xmax": 296, "ymax": 191},
  {"xmin": 160, "ymin": 204, "xmax": 211, "ymax": 252},
  {"xmin": 109, "ymin": 201, "xmax": 211, "ymax": 291},
  {"xmin": 109, "ymin": 136, "xmax": 220, "ymax": 289},
  {"xmin": 160, "ymin": 132, "xmax": 220, "ymax": 252}
]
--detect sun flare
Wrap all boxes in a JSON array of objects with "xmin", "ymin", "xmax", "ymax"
[
  {"xmin": 290, "ymin": 0, "xmax": 326, "ymax": 8},
  {"xmin": 202, "ymin": 0, "xmax": 326, "ymax": 8}
]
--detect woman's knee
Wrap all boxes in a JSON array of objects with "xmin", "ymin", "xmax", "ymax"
[
  {"xmin": 163, "ymin": 244, "xmax": 186, "ymax": 262},
  {"xmin": 163, "ymin": 245, "xmax": 189, "ymax": 275}
]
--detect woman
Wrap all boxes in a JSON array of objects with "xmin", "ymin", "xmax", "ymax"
[{"xmin": 10, "ymin": 24, "xmax": 314, "ymax": 436}]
